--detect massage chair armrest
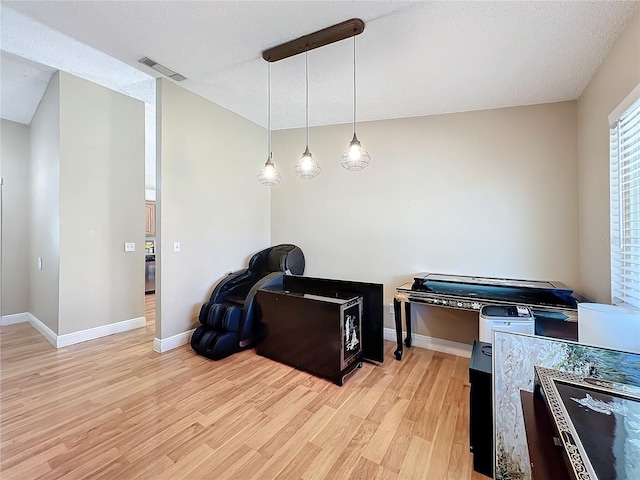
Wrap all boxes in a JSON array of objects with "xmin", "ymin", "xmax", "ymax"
[{"xmin": 238, "ymin": 272, "xmax": 285, "ymax": 346}]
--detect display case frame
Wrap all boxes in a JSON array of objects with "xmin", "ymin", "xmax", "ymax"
[{"xmin": 534, "ymin": 365, "xmax": 640, "ymax": 480}]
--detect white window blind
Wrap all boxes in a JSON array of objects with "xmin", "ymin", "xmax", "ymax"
[{"xmin": 610, "ymin": 96, "xmax": 640, "ymax": 309}]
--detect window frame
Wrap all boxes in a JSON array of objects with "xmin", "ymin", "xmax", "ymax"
[{"xmin": 609, "ymin": 84, "xmax": 640, "ymax": 310}]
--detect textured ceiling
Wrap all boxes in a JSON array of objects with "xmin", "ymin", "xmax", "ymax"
[
  {"xmin": 1, "ymin": 1, "xmax": 638, "ymax": 129},
  {"xmin": 1, "ymin": 51, "xmax": 55, "ymax": 124}
]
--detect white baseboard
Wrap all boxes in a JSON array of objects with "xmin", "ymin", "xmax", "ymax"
[
  {"xmin": 57, "ymin": 316, "xmax": 146, "ymax": 348},
  {"xmin": 1, "ymin": 312, "xmax": 29, "ymax": 326},
  {"xmin": 27, "ymin": 313, "xmax": 58, "ymax": 348},
  {"xmin": 383, "ymin": 327, "xmax": 472, "ymax": 358},
  {"xmin": 154, "ymin": 329, "xmax": 195, "ymax": 353},
  {"xmin": 22, "ymin": 313, "xmax": 145, "ymax": 348}
]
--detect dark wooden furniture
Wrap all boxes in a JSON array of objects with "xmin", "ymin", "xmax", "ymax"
[
  {"xmin": 520, "ymin": 390, "xmax": 571, "ymax": 480},
  {"xmin": 256, "ymin": 287, "xmax": 364, "ymax": 386},
  {"xmin": 281, "ymin": 275, "xmax": 384, "ymax": 364},
  {"xmin": 469, "ymin": 340, "xmax": 493, "ymax": 478},
  {"xmin": 394, "ymin": 273, "xmax": 580, "ymax": 360},
  {"xmin": 532, "ymin": 366, "xmax": 640, "ymax": 480}
]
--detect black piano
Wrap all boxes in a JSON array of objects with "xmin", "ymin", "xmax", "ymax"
[{"xmin": 393, "ymin": 272, "xmax": 581, "ymax": 360}]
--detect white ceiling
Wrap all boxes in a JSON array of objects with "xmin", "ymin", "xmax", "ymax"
[
  {"xmin": 1, "ymin": 51, "xmax": 56, "ymax": 124},
  {"xmin": 1, "ymin": 1, "xmax": 638, "ymax": 129}
]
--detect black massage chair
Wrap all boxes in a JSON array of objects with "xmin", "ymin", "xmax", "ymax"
[{"xmin": 190, "ymin": 244, "xmax": 305, "ymax": 360}]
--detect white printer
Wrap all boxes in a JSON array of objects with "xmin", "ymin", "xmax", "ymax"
[{"xmin": 479, "ymin": 305, "xmax": 534, "ymax": 343}]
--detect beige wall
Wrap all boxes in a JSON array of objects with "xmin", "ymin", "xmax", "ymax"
[
  {"xmin": 156, "ymin": 79, "xmax": 270, "ymax": 339},
  {"xmin": 29, "ymin": 72, "xmax": 61, "ymax": 333},
  {"xmin": 577, "ymin": 8, "xmax": 640, "ymax": 303},
  {"xmin": 1, "ymin": 120, "xmax": 30, "ymax": 315},
  {"xmin": 57, "ymin": 72, "xmax": 145, "ymax": 335},
  {"xmin": 271, "ymin": 102, "xmax": 579, "ymax": 343}
]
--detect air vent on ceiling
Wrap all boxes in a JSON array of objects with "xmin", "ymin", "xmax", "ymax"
[{"xmin": 138, "ymin": 57, "xmax": 186, "ymax": 81}]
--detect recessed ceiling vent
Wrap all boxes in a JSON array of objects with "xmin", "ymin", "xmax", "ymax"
[{"xmin": 138, "ymin": 57, "xmax": 186, "ymax": 81}]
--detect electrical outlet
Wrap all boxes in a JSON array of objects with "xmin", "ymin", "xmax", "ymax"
[
  {"xmin": 124, "ymin": 242, "xmax": 135, "ymax": 252},
  {"xmin": 173, "ymin": 242, "xmax": 181, "ymax": 253}
]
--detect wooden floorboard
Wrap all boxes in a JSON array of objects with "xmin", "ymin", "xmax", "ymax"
[
  {"xmin": 145, "ymin": 293, "xmax": 156, "ymax": 326},
  {"xmin": 0, "ymin": 309, "xmax": 490, "ymax": 480}
]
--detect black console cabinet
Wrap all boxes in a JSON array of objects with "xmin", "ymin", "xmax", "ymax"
[
  {"xmin": 282, "ymin": 275, "xmax": 384, "ymax": 364},
  {"xmin": 469, "ymin": 340, "xmax": 493, "ymax": 477},
  {"xmin": 256, "ymin": 287, "xmax": 363, "ymax": 385}
]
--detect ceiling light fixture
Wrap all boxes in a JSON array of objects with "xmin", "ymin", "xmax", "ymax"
[
  {"xmin": 261, "ymin": 18, "xmax": 366, "ymax": 183},
  {"xmin": 341, "ymin": 33, "xmax": 370, "ymax": 171},
  {"xmin": 258, "ymin": 62, "xmax": 281, "ymax": 186},
  {"xmin": 294, "ymin": 49, "xmax": 321, "ymax": 179},
  {"xmin": 262, "ymin": 19, "xmax": 364, "ymax": 63},
  {"xmin": 138, "ymin": 57, "xmax": 187, "ymax": 81}
]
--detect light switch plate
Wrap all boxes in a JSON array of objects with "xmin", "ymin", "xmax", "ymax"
[
  {"xmin": 124, "ymin": 242, "xmax": 135, "ymax": 252},
  {"xmin": 173, "ymin": 242, "xmax": 181, "ymax": 253}
]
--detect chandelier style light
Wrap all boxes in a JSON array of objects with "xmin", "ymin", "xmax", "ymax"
[
  {"xmin": 261, "ymin": 19, "xmax": 367, "ymax": 183},
  {"xmin": 257, "ymin": 62, "xmax": 281, "ymax": 186},
  {"xmin": 294, "ymin": 50, "xmax": 321, "ymax": 179},
  {"xmin": 341, "ymin": 33, "xmax": 370, "ymax": 171}
]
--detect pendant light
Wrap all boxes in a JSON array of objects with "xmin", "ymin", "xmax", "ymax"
[
  {"xmin": 341, "ymin": 33, "xmax": 370, "ymax": 171},
  {"xmin": 295, "ymin": 49, "xmax": 321, "ymax": 179},
  {"xmin": 257, "ymin": 61, "xmax": 281, "ymax": 186}
]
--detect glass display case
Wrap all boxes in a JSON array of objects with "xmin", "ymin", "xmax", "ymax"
[
  {"xmin": 534, "ymin": 366, "xmax": 640, "ymax": 480},
  {"xmin": 493, "ymin": 331, "xmax": 640, "ymax": 480}
]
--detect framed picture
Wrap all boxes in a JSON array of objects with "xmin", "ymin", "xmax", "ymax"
[{"xmin": 534, "ymin": 365, "xmax": 640, "ymax": 480}]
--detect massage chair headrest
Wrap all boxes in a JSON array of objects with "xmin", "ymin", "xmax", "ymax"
[{"xmin": 265, "ymin": 244, "xmax": 305, "ymax": 275}]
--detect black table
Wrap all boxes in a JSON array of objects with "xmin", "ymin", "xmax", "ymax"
[{"xmin": 393, "ymin": 273, "xmax": 580, "ymax": 360}]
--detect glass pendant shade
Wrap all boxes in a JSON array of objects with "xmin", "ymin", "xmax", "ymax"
[
  {"xmin": 341, "ymin": 33, "xmax": 370, "ymax": 171},
  {"xmin": 295, "ymin": 146, "xmax": 320, "ymax": 179},
  {"xmin": 258, "ymin": 154, "xmax": 281, "ymax": 186},
  {"xmin": 257, "ymin": 62, "xmax": 280, "ymax": 186}
]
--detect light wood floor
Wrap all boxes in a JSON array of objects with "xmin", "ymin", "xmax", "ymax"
[
  {"xmin": 145, "ymin": 293, "xmax": 156, "ymax": 326},
  {"xmin": 0, "ymin": 309, "xmax": 489, "ymax": 480}
]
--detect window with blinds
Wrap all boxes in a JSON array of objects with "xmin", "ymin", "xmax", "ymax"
[{"xmin": 610, "ymin": 96, "xmax": 640, "ymax": 309}]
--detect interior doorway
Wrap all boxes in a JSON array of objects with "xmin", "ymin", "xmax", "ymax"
[{"xmin": 144, "ymin": 101, "xmax": 157, "ymax": 341}]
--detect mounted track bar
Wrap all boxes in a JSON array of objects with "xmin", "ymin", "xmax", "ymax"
[{"xmin": 262, "ymin": 18, "xmax": 364, "ymax": 62}]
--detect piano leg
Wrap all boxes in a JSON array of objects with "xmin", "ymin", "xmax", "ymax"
[
  {"xmin": 404, "ymin": 302, "xmax": 412, "ymax": 348},
  {"xmin": 393, "ymin": 297, "xmax": 403, "ymax": 360}
]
